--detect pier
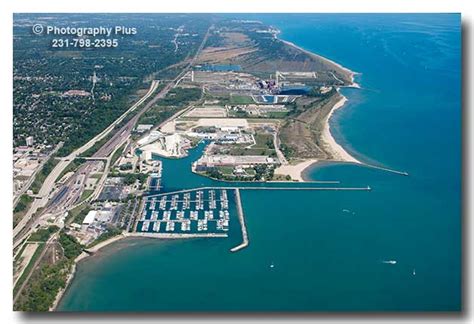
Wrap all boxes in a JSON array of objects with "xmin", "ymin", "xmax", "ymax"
[
  {"xmin": 230, "ymin": 188, "xmax": 249, "ymax": 253},
  {"xmin": 136, "ymin": 189, "xmax": 231, "ymax": 235},
  {"xmin": 362, "ymin": 163, "xmax": 409, "ymax": 176},
  {"xmin": 145, "ymin": 185, "xmax": 372, "ymax": 198},
  {"xmin": 128, "ymin": 232, "xmax": 228, "ymax": 239},
  {"xmin": 238, "ymin": 186, "xmax": 372, "ymax": 191},
  {"xmin": 137, "ymin": 185, "xmax": 370, "ymax": 251},
  {"xmin": 132, "ymin": 198, "xmax": 146, "ymax": 232}
]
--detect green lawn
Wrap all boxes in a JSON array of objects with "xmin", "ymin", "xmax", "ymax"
[
  {"xmin": 80, "ymin": 189, "xmax": 94, "ymax": 202},
  {"xmin": 230, "ymin": 94, "xmax": 255, "ymax": 104},
  {"xmin": 13, "ymin": 194, "xmax": 34, "ymax": 228},
  {"xmin": 65, "ymin": 204, "xmax": 91, "ymax": 225},
  {"xmin": 266, "ymin": 111, "xmax": 289, "ymax": 118},
  {"xmin": 216, "ymin": 166, "xmax": 235, "ymax": 175}
]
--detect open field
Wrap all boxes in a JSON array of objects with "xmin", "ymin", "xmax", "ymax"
[
  {"xmin": 196, "ymin": 22, "xmax": 353, "ymax": 85},
  {"xmin": 230, "ymin": 94, "xmax": 255, "ymax": 104},
  {"xmin": 279, "ymin": 94, "xmax": 342, "ymax": 160},
  {"xmin": 185, "ymin": 106, "xmax": 227, "ymax": 118},
  {"xmin": 196, "ymin": 118, "xmax": 249, "ymax": 128},
  {"xmin": 197, "ymin": 31, "xmax": 257, "ymax": 63},
  {"xmin": 198, "ymin": 46, "xmax": 257, "ymax": 63},
  {"xmin": 13, "ymin": 243, "xmax": 40, "ymax": 286}
]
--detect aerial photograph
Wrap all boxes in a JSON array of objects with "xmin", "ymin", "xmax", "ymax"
[{"xmin": 12, "ymin": 13, "xmax": 461, "ymax": 312}]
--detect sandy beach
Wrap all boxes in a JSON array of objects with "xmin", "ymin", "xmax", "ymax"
[
  {"xmin": 274, "ymin": 38, "xmax": 362, "ymax": 175},
  {"xmin": 53, "ymin": 25, "xmax": 363, "ymax": 312},
  {"xmin": 321, "ymin": 95, "xmax": 361, "ymax": 164},
  {"xmin": 274, "ymin": 159, "xmax": 318, "ymax": 181},
  {"xmin": 277, "ymin": 36, "xmax": 361, "ymax": 165}
]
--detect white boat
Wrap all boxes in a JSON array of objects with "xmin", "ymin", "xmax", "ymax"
[{"xmin": 382, "ymin": 260, "xmax": 397, "ymax": 265}]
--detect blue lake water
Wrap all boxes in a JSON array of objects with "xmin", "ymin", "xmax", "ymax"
[{"xmin": 58, "ymin": 14, "xmax": 461, "ymax": 312}]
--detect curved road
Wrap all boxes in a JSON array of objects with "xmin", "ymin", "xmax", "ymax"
[{"xmin": 13, "ymin": 25, "xmax": 213, "ymax": 248}]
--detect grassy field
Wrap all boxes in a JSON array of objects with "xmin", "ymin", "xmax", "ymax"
[
  {"xmin": 14, "ymin": 230, "xmax": 84, "ymax": 311},
  {"xmin": 216, "ymin": 166, "xmax": 234, "ymax": 175},
  {"xmin": 138, "ymin": 87, "xmax": 202, "ymax": 126},
  {"xmin": 216, "ymin": 166, "xmax": 256, "ymax": 177},
  {"xmin": 13, "ymin": 243, "xmax": 45, "ymax": 296},
  {"xmin": 111, "ymin": 143, "xmax": 126, "ymax": 166},
  {"xmin": 79, "ymin": 190, "xmax": 94, "ymax": 203},
  {"xmin": 65, "ymin": 204, "xmax": 91, "ymax": 225},
  {"xmin": 230, "ymin": 94, "xmax": 254, "ymax": 105},
  {"xmin": 227, "ymin": 133, "xmax": 276, "ymax": 157},
  {"xmin": 266, "ymin": 111, "xmax": 289, "ymax": 118},
  {"xmin": 279, "ymin": 93, "xmax": 341, "ymax": 160},
  {"xmin": 13, "ymin": 194, "xmax": 34, "ymax": 228},
  {"xmin": 57, "ymin": 158, "xmax": 85, "ymax": 181}
]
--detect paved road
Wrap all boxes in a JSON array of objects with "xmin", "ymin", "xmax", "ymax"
[
  {"xmin": 13, "ymin": 82, "xmax": 160, "ymax": 246},
  {"xmin": 13, "ymin": 142, "xmax": 63, "ymax": 208},
  {"xmin": 273, "ymin": 130, "xmax": 288, "ymax": 165},
  {"xmin": 13, "ymin": 25, "xmax": 212, "ymax": 248}
]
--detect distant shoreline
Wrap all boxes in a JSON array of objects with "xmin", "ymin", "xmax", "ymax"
[
  {"xmin": 278, "ymin": 38, "xmax": 360, "ymax": 88},
  {"xmin": 275, "ymin": 35, "xmax": 362, "ymax": 180},
  {"xmin": 52, "ymin": 23, "xmax": 364, "ymax": 312}
]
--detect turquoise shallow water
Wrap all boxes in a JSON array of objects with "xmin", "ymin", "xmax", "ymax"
[{"xmin": 58, "ymin": 14, "xmax": 461, "ymax": 312}]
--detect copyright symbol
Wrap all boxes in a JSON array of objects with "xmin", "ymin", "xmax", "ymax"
[{"xmin": 32, "ymin": 24, "xmax": 44, "ymax": 35}]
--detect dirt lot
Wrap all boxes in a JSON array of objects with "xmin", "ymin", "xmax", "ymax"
[
  {"xmin": 13, "ymin": 243, "xmax": 39, "ymax": 284},
  {"xmin": 185, "ymin": 106, "xmax": 227, "ymax": 118}
]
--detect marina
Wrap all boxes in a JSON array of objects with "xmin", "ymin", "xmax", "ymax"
[
  {"xmin": 55, "ymin": 13, "xmax": 461, "ymax": 312},
  {"xmin": 147, "ymin": 175, "xmax": 162, "ymax": 191},
  {"xmin": 136, "ymin": 189, "xmax": 232, "ymax": 236},
  {"xmin": 137, "ymin": 184, "xmax": 370, "ymax": 247}
]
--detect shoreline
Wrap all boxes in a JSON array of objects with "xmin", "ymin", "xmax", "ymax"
[
  {"xmin": 191, "ymin": 166, "xmax": 330, "ymax": 184},
  {"xmin": 278, "ymin": 38, "xmax": 360, "ymax": 88},
  {"xmin": 273, "ymin": 91, "xmax": 361, "ymax": 182},
  {"xmin": 51, "ymin": 23, "xmax": 364, "ymax": 312},
  {"xmin": 51, "ymin": 233, "xmax": 128, "ymax": 311},
  {"xmin": 274, "ymin": 159, "xmax": 318, "ymax": 182},
  {"xmin": 277, "ymin": 35, "xmax": 362, "ymax": 176},
  {"xmin": 321, "ymin": 94, "xmax": 361, "ymax": 165}
]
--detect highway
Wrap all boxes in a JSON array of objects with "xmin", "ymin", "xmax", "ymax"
[
  {"xmin": 13, "ymin": 25, "xmax": 212, "ymax": 248},
  {"xmin": 13, "ymin": 81, "xmax": 160, "ymax": 246},
  {"xmin": 12, "ymin": 142, "xmax": 63, "ymax": 208}
]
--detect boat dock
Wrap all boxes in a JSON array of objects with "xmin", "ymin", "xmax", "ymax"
[
  {"xmin": 138, "ymin": 185, "xmax": 370, "ymax": 251},
  {"xmin": 129, "ymin": 232, "xmax": 228, "ymax": 239},
  {"xmin": 135, "ymin": 189, "xmax": 231, "ymax": 236}
]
